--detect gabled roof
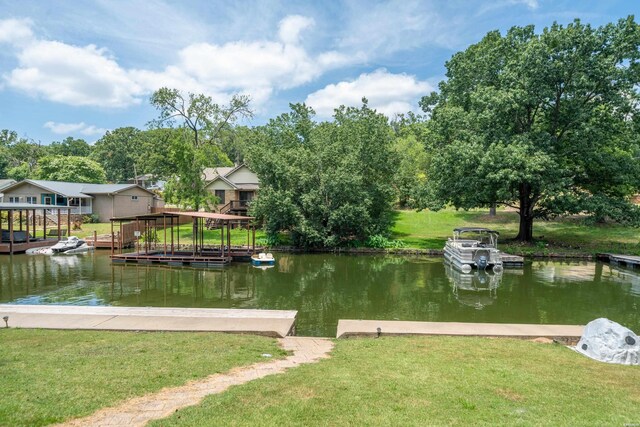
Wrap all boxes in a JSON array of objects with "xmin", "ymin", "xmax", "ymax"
[
  {"xmin": 2, "ymin": 180, "xmax": 156, "ymax": 198},
  {"xmin": 204, "ymin": 164, "xmax": 259, "ymax": 189},
  {"xmin": 202, "ymin": 166, "xmax": 235, "ymax": 182},
  {"xmin": 0, "ymin": 179, "xmax": 16, "ymax": 191}
]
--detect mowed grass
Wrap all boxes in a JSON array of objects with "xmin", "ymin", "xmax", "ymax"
[
  {"xmin": 74, "ymin": 223, "xmax": 271, "ymax": 246},
  {"xmin": 391, "ymin": 209, "xmax": 640, "ymax": 255},
  {"xmin": 151, "ymin": 337, "xmax": 640, "ymax": 426},
  {"xmin": 0, "ymin": 329, "xmax": 286, "ymax": 427}
]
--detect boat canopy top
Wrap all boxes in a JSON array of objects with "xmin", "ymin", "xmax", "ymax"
[{"xmin": 453, "ymin": 227, "xmax": 499, "ymax": 236}]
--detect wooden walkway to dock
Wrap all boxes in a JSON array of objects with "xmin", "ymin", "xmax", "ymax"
[
  {"xmin": 597, "ymin": 253, "xmax": 640, "ymax": 268},
  {"xmin": 0, "ymin": 305, "xmax": 297, "ymax": 337},
  {"xmin": 336, "ymin": 319, "xmax": 584, "ymax": 342}
]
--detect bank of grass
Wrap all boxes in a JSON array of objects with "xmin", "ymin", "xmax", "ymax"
[
  {"xmin": 391, "ymin": 209, "xmax": 640, "ymax": 256},
  {"xmin": 152, "ymin": 336, "xmax": 640, "ymax": 426},
  {"xmin": 0, "ymin": 329, "xmax": 285, "ymax": 427},
  {"xmin": 74, "ymin": 223, "xmax": 271, "ymax": 246}
]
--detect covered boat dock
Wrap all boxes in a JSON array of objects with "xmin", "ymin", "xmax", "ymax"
[
  {"xmin": 109, "ymin": 211, "xmax": 259, "ymax": 267},
  {"xmin": 0, "ymin": 203, "xmax": 72, "ymax": 254}
]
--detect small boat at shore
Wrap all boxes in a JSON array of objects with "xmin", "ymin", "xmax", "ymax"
[
  {"xmin": 251, "ymin": 252, "xmax": 275, "ymax": 266},
  {"xmin": 444, "ymin": 227, "xmax": 503, "ymax": 273}
]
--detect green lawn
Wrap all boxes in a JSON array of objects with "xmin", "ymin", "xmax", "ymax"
[
  {"xmin": 73, "ymin": 208, "xmax": 640, "ymax": 256},
  {"xmin": 0, "ymin": 329, "xmax": 285, "ymax": 427},
  {"xmin": 391, "ymin": 209, "xmax": 640, "ymax": 255},
  {"xmin": 151, "ymin": 337, "xmax": 640, "ymax": 426}
]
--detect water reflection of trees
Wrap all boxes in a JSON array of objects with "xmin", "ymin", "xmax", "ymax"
[{"xmin": 1, "ymin": 252, "xmax": 639, "ymax": 336}]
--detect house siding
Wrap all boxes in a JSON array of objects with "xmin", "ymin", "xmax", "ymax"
[
  {"xmin": 111, "ymin": 187, "xmax": 158, "ymax": 219},
  {"xmin": 2, "ymin": 182, "xmax": 55, "ymax": 203},
  {"xmin": 226, "ymin": 165, "xmax": 259, "ymax": 185},
  {"xmin": 91, "ymin": 195, "xmax": 114, "ymax": 222}
]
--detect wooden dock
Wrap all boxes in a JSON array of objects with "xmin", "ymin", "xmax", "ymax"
[
  {"xmin": 0, "ymin": 305, "xmax": 298, "ymax": 337},
  {"xmin": 597, "ymin": 253, "xmax": 640, "ymax": 268},
  {"xmin": 336, "ymin": 319, "xmax": 583, "ymax": 343},
  {"xmin": 502, "ymin": 253, "xmax": 524, "ymax": 267}
]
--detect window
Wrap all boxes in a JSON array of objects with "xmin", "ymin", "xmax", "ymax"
[
  {"xmin": 26, "ymin": 196, "xmax": 36, "ymax": 204},
  {"xmin": 214, "ymin": 190, "xmax": 225, "ymax": 204},
  {"xmin": 8, "ymin": 196, "xmax": 20, "ymax": 203},
  {"xmin": 131, "ymin": 196, "xmax": 139, "ymax": 201}
]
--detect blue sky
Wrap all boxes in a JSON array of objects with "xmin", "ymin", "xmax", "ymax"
[{"xmin": 0, "ymin": 0, "xmax": 637, "ymax": 144}]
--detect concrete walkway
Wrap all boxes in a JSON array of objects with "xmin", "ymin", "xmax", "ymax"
[
  {"xmin": 337, "ymin": 319, "xmax": 584, "ymax": 341},
  {"xmin": 58, "ymin": 337, "xmax": 333, "ymax": 427},
  {"xmin": 0, "ymin": 305, "xmax": 297, "ymax": 337}
]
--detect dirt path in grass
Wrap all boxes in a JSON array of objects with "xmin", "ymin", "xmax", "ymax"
[{"xmin": 59, "ymin": 337, "xmax": 334, "ymax": 427}]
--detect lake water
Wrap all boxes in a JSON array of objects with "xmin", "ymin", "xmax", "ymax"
[{"xmin": 1, "ymin": 252, "xmax": 639, "ymax": 337}]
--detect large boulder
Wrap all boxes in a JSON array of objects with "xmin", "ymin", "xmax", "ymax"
[{"xmin": 575, "ymin": 318, "xmax": 639, "ymax": 365}]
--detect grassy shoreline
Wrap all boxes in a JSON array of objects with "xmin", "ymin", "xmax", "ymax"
[
  {"xmin": 152, "ymin": 336, "xmax": 640, "ymax": 426},
  {"xmin": 73, "ymin": 208, "xmax": 640, "ymax": 257},
  {"xmin": 0, "ymin": 329, "xmax": 285, "ymax": 427}
]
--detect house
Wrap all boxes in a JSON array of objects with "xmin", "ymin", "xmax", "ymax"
[
  {"xmin": 1, "ymin": 180, "xmax": 164, "ymax": 222},
  {"xmin": 203, "ymin": 164, "xmax": 259, "ymax": 214},
  {"xmin": 125, "ymin": 174, "xmax": 166, "ymax": 192}
]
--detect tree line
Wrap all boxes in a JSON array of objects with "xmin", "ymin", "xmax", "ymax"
[{"xmin": 1, "ymin": 17, "xmax": 639, "ymax": 245}]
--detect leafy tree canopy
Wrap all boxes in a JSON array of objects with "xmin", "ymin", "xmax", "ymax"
[
  {"xmin": 47, "ymin": 137, "xmax": 92, "ymax": 157},
  {"xmin": 36, "ymin": 156, "xmax": 107, "ymax": 183},
  {"xmin": 149, "ymin": 88, "xmax": 251, "ymax": 210},
  {"xmin": 246, "ymin": 101, "xmax": 398, "ymax": 248},
  {"xmin": 91, "ymin": 127, "xmax": 145, "ymax": 183},
  {"xmin": 420, "ymin": 17, "xmax": 640, "ymax": 241}
]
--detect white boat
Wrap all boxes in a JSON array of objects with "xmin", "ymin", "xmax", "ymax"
[
  {"xmin": 443, "ymin": 227, "xmax": 503, "ymax": 273},
  {"xmin": 251, "ymin": 252, "xmax": 275, "ymax": 267},
  {"xmin": 50, "ymin": 236, "xmax": 94, "ymax": 254}
]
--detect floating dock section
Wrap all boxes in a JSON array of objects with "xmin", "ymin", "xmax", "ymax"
[
  {"xmin": 337, "ymin": 319, "xmax": 584, "ymax": 342},
  {"xmin": 501, "ymin": 253, "xmax": 524, "ymax": 267},
  {"xmin": 597, "ymin": 253, "xmax": 640, "ymax": 269},
  {"xmin": 0, "ymin": 305, "xmax": 297, "ymax": 338}
]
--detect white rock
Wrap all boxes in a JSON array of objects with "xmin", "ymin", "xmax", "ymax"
[{"xmin": 575, "ymin": 318, "xmax": 639, "ymax": 365}]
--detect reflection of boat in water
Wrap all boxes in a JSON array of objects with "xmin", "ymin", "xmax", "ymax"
[
  {"xmin": 444, "ymin": 262, "xmax": 503, "ymax": 309},
  {"xmin": 251, "ymin": 252, "xmax": 275, "ymax": 267},
  {"xmin": 444, "ymin": 228, "xmax": 503, "ymax": 273}
]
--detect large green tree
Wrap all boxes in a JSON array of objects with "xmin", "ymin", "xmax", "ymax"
[
  {"xmin": 421, "ymin": 17, "xmax": 640, "ymax": 241},
  {"xmin": 47, "ymin": 137, "xmax": 92, "ymax": 157},
  {"xmin": 91, "ymin": 127, "xmax": 145, "ymax": 183},
  {"xmin": 36, "ymin": 156, "xmax": 107, "ymax": 183},
  {"xmin": 246, "ymin": 101, "xmax": 398, "ymax": 248},
  {"xmin": 149, "ymin": 88, "xmax": 251, "ymax": 210}
]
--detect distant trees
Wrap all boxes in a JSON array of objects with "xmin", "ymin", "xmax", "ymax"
[
  {"xmin": 420, "ymin": 17, "xmax": 640, "ymax": 241},
  {"xmin": 36, "ymin": 156, "xmax": 106, "ymax": 183},
  {"xmin": 48, "ymin": 137, "xmax": 92, "ymax": 157},
  {"xmin": 91, "ymin": 127, "xmax": 145, "ymax": 183},
  {"xmin": 246, "ymin": 101, "xmax": 398, "ymax": 248}
]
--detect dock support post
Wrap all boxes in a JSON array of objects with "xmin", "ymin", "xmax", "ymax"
[
  {"xmin": 43, "ymin": 209, "xmax": 47, "ymax": 240},
  {"xmin": 57, "ymin": 209, "xmax": 61, "ymax": 240},
  {"xmin": 8, "ymin": 210, "xmax": 13, "ymax": 254},
  {"xmin": 163, "ymin": 215, "xmax": 167, "ymax": 256},
  {"xmin": 110, "ymin": 221, "xmax": 114, "ymax": 256},
  {"xmin": 67, "ymin": 208, "xmax": 71, "ymax": 237},
  {"xmin": 25, "ymin": 209, "xmax": 29, "ymax": 244}
]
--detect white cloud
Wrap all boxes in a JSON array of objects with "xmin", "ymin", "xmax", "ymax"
[
  {"xmin": 305, "ymin": 69, "xmax": 433, "ymax": 118},
  {"xmin": 278, "ymin": 15, "xmax": 314, "ymax": 45},
  {"xmin": 44, "ymin": 121, "xmax": 107, "ymax": 136},
  {"xmin": 7, "ymin": 40, "xmax": 142, "ymax": 107},
  {"xmin": 0, "ymin": 18, "xmax": 34, "ymax": 47},
  {"xmin": 0, "ymin": 15, "xmax": 358, "ymax": 110}
]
